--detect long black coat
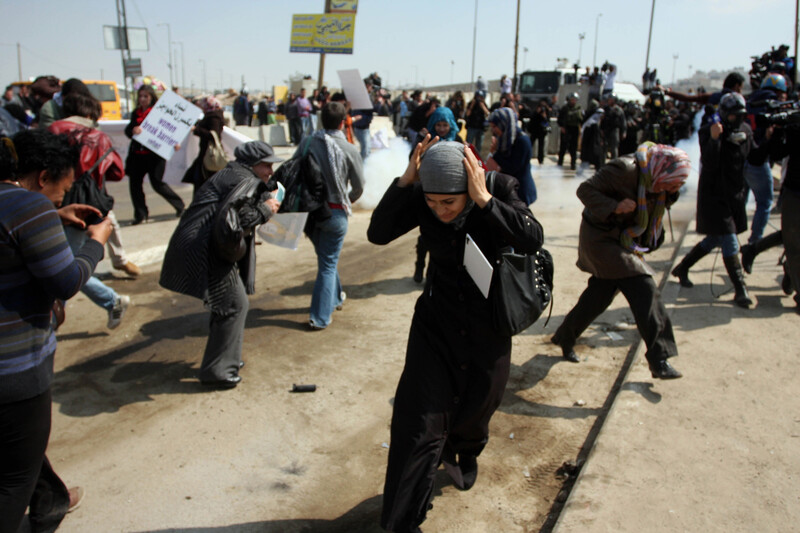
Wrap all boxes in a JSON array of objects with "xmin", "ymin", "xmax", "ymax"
[
  {"xmin": 367, "ymin": 173, "xmax": 543, "ymax": 365},
  {"xmin": 160, "ymin": 162, "xmax": 272, "ymax": 310},
  {"xmin": 696, "ymin": 123, "xmax": 754, "ymax": 235}
]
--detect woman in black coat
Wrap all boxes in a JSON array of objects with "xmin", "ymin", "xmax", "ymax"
[
  {"xmin": 368, "ymin": 138, "xmax": 544, "ymax": 532},
  {"xmin": 182, "ymin": 96, "xmax": 226, "ymax": 193},
  {"xmin": 671, "ymin": 93, "xmax": 768, "ymax": 308},
  {"xmin": 160, "ymin": 141, "xmax": 282, "ymax": 388}
]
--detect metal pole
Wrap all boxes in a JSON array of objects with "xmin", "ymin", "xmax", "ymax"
[
  {"xmin": 513, "ymin": 0, "xmax": 520, "ymax": 92},
  {"xmin": 578, "ymin": 33, "xmax": 585, "ymax": 67},
  {"xmin": 593, "ymin": 13, "xmax": 602, "ymax": 68},
  {"xmin": 471, "ymin": 0, "xmax": 478, "ymax": 89},
  {"xmin": 645, "ymin": 0, "xmax": 656, "ymax": 73},
  {"xmin": 795, "ymin": 0, "xmax": 799, "ymax": 87},
  {"xmin": 672, "ymin": 54, "xmax": 678, "ymax": 84},
  {"xmin": 317, "ymin": 0, "xmax": 331, "ymax": 91},
  {"xmin": 16, "ymin": 42, "xmax": 22, "ymax": 80},
  {"xmin": 158, "ymin": 23, "xmax": 173, "ymax": 88}
]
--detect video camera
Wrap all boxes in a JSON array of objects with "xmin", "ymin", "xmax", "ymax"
[
  {"xmin": 749, "ymin": 44, "xmax": 791, "ymax": 90},
  {"xmin": 754, "ymin": 100, "xmax": 800, "ymax": 128}
]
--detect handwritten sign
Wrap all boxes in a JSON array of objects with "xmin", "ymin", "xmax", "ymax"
[
  {"xmin": 132, "ymin": 90, "xmax": 203, "ymax": 161},
  {"xmin": 290, "ymin": 13, "xmax": 356, "ymax": 54}
]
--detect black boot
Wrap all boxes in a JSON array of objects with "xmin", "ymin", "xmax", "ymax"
[
  {"xmin": 723, "ymin": 255, "xmax": 753, "ymax": 308},
  {"xmin": 671, "ymin": 244, "xmax": 709, "ymax": 288},
  {"xmin": 741, "ymin": 231, "xmax": 783, "ymax": 274}
]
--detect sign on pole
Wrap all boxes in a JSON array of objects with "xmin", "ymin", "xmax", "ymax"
[
  {"xmin": 131, "ymin": 90, "xmax": 203, "ymax": 161},
  {"xmin": 124, "ymin": 58, "xmax": 142, "ymax": 78},
  {"xmin": 103, "ymin": 25, "xmax": 149, "ymax": 51},
  {"xmin": 290, "ymin": 14, "xmax": 356, "ymax": 54}
]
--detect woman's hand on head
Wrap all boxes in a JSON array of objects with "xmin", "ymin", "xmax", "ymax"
[
  {"xmin": 398, "ymin": 134, "xmax": 439, "ymax": 187},
  {"xmin": 464, "ymin": 147, "xmax": 492, "ymax": 208},
  {"xmin": 86, "ymin": 218, "xmax": 113, "ymax": 245}
]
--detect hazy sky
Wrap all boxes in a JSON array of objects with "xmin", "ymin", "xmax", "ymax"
[{"xmin": 0, "ymin": 0, "xmax": 794, "ymax": 92}]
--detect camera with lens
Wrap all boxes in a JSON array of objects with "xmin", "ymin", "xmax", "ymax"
[{"xmin": 754, "ymin": 100, "xmax": 800, "ymax": 129}]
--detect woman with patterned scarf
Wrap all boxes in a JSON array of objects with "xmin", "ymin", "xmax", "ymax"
[
  {"xmin": 486, "ymin": 106, "xmax": 537, "ymax": 205},
  {"xmin": 552, "ymin": 142, "xmax": 692, "ymax": 379}
]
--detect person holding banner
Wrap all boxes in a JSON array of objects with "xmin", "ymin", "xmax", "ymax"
[
  {"xmin": 160, "ymin": 141, "xmax": 282, "ymax": 389},
  {"xmin": 367, "ymin": 139, "xmax": 543, "ymax": 532},
  {"xmin": 124, "ymin": 85, "xmax": 186, "ymax": 225}
]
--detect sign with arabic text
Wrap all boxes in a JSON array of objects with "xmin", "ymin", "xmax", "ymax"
[
  {"xmin": 132, "ymin": 90, "xmax": 203, "ymax": 161},
  {"xmin": 330, "ymin": 0, "xmax": 358, "ymax": 12},
  {"xmin": 290, "ymin": 13, "xmax": 355, "ymax": 54}
]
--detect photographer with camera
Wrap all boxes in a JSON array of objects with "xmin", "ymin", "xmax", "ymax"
[{"xmin": 672, "ymin": 93, "xmax": 770, "ymax": 308}]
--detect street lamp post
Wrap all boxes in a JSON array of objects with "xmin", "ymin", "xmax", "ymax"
[
  {"xmin": 471, "ymin": 0, "xmax": 478, "ymax": 89},
  {"xmin": 593, "ymin": 13, "xmax": 602, "ymax": 68},
  {"xmin": 578, "ymin": 33, "xmax": 586, "ymax": 67},
  {"xmin": 672, "ymin": 54, "xmax": 679, "ymax": 84},
  {"xmin": 172, "ymin": 41, "xmax": 185, "ymax": 93},
  {"xmin": 523, "ymin": 47, "xmax": 528, "ymax": 70},
  {"xmin": 157, "ymin": 22, "xmax": 173, "ymax": 88},
  {"xmin": 199, "ymin": 59, "xmax": 206, "ymax": 94}
]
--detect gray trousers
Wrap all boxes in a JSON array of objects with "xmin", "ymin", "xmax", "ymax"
[
  {"xmin": 200, "ymin": 276, "xmax": 248, "ymax": 381},
  {"xmin": 782, "ymin": 188, "xmax": 800, "ymax": 307}
]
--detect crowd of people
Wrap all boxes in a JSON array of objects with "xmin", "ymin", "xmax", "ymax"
[{"xmin": 2, "ymin": 50, "xmax": 799, "ymax": 532}]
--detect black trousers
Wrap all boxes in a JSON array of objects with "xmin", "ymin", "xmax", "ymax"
[
  {"xmin": 532, "ymin": 133, "xmax": 547, "ymax": 164},
  {"xmin": 554, "ymin": 275, "xmax": 678, "ymax": 365},
  {"xmin": 0, "ymin": 389, "xmax": 69, "ymax": 533},
  {"xmin": 783, "ymin": 188, "xmax": 800, "ymax": 306},
  {"xmin": 381, "ymin": 317, "xmax": 511, "ymax": 532},
  {"xmin": 558, "ymin": 126, "xmax": 579, "ymax": 168},
  {"xmin": 200, "ymin": 275, "xmax": 248, "ymax": 381},
  {"xmin": 126, "ymin": 152, "xmax": 185, "ymax": 223}
]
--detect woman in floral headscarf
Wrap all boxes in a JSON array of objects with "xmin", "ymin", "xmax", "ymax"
[
  {"xmin": 182, "ymin": 96, "xmax": 226, "ymax": 193},
  {"xmin": 552, "ymin": 142, "xmax": 692, "ymax": 379},
  {"xmin": 486, "ymin": 106, "xmax": 537, "ymax": 205}
]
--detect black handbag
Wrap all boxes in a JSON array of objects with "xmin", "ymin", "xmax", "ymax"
[
  {"xmin": 61, "ymin": 147, "xmax": 115, "ymax": 216},
  {"xmin": 485, "ymin": 171, "xmax": 554, "ymax": 336},
  {"xmin": 211, "ymin": 177, "xmax": 263, "ymax": 263}
]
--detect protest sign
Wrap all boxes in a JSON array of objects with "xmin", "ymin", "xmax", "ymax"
[
  {"xmin": 132, "ymin": 90, "xmax": 203, "ymax": 161},
  {"xmin": 290, "ymin": 14, "xmax": 356, "ymax": 54},
  {"xmin": 257, "ymin": 213, "xmax": 309, "ymax": 251},
  {"xmin": 337, "ymin": 69, "xmax": 372, "ymax": 110}
]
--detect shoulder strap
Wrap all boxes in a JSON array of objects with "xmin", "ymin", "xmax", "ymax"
[{"xmin": 84, "ymin": 146, "xmax": 114, "ymax": 177}]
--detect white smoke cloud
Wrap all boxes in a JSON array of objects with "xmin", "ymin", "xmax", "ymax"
[{"xmin": 354, "ymin": 137, "xmax": 413, "ymax": 210}]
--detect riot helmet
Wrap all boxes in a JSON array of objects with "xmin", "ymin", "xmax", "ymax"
[{"xmin": 718, "ymin": 92, "xmax": 747, "ymax": 130}]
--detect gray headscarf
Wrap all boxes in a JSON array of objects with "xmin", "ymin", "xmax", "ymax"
[{"xmin": 419, "ymin": 141, "xmax": 474, "ymax": 228}]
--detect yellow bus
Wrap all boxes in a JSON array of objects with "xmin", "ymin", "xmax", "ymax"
[
  {"xmin": 10, "ymin": 79, "xmax": 122, "ymax": 121},
  {"xmin": 83, "ymin": 80, "xmax": 122, "ymax": 121}
]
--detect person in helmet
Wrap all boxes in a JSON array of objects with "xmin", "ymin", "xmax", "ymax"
[
  {"xmin": 739, "ymin": 73, "xmax": 787, "ymax": 247},
  {"xmin": 671, "ymin": 93, "xmax": 769, "ymax": 308},
  {"xmin": 557, "ymin": 92, "xmax": 582, "ymax": 170}
]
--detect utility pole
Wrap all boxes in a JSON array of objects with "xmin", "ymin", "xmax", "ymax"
[
  {"xmin": 157, "ymin": 23, "xmax": 173, "ymax": 88},
  {"xmin": 116, "ymin": 0, "xmax": 133, "ymax": 114},
  {"xmin": 17, "ymin": 42, "xmax": 22, "ymax": 80},
  {"xmin": 317, "ymin": 0, "xmax": 332, "ymax": 91},
  {"xmin": 471, "ymin": 0, "xmax": 478, "ymax": 89},
  {"xmin": 578, "ymin": 33, "xmax": 585, "ymax": 67},
  {"xmin": 513, "ymin": 0, "xmax": 521, "ymax": 92},
  {"xmin": 593, "ymin": 13, "xmax": 602, "ymax": 68},
  {"xmin": 645, "ymin": 0, "xmax": 656, "ymax": 74}
]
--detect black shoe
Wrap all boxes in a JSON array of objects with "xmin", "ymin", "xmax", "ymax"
[
  {"xmin": 650, "ymin": 360, "xmax": 682, "ymax": 380},
  {"xmin": 458, "ymin": 454, "xmax": 478, "ymax": 491},
  {"xmin": 552, "ymin": 335, "xmax": 579, "ymax": 363},
  {"xmin": 740, "ymin": 244, "xmax": 756, "ymax": 274},
  {"xmin": 200, "ymin": 375, "xmax": 241, "ymax": 389}
]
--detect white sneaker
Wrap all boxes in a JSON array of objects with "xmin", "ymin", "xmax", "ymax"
[
  {"xmin": 107, "ymin": 295, "xmax": 130, "ymax": 329},
  {"xmin": 336, "ymin": 291, "xmax": 347, "ymax": 311}
]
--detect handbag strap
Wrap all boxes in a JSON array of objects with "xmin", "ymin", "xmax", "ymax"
[{"xmin": 209, "ymin": 130, "xmax": 223, "ymax": 149}]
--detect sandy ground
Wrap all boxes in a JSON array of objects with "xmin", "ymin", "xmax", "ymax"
[{"xmin": 42, "ymin": 156, "xmax": 800, "ymax": 533}]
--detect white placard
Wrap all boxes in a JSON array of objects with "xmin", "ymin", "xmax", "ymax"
[
  {"xmin": 257, "ymin": 212, "xmax": 309, "ymax": 251},
  {"xmin": 132, "ymin": 90, "xmax": 203, "ymax": 161},
  {"xmin": 337, "ymin": 69, "xmax": 372, "ymax": 110},
  {"xmin": 463, "ymin": 233, "xmax": 494, "ymax": 299}
]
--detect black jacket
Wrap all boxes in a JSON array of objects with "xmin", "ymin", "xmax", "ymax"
[{"xmin": 367, "ymin": 173, "xmax": 543, "ymax": 365}]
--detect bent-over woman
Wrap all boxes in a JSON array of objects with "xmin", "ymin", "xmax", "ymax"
[{"xmin": 368, "ymin": 139, "xmax": 544, "ymax": 532}]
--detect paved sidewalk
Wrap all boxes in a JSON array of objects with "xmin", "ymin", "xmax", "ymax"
[{"xmin": 555, "ymin": 220, "xmax": 800, "ymax": 532}]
